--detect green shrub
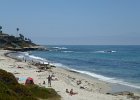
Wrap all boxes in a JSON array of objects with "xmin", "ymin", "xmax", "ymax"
[
  {"xmin": 11, "ymin": 84, "xmax": 32, "ymax": 96},
  {"xmin": 0, "ymin": 69, "xmax": 18, "ymax": 86},
  {"xmin": 28, "ymin": 85, "xmax": 61, "ymax": 99},
  {"xmin": 0, "ymin": 81, "xmax": 18, "ymax": 100},
  {"xmin": 0, "ymin": 69, "xmax": 60, "ymax": 100},
  {"xmin": 0, "ymin": 69, "xmax": 37, "ymax": 100}
]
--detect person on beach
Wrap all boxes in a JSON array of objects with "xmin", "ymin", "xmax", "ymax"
[
  {"xmin": 77, "ymin": 80, "xmax": 81, "ymax": 85},
  {"xmin": 66, "ymin": 89, "xmax": 69, "ymax": 93},
  {"xmin": 48, "ymin": 75, "xmax": 52, "ymax": 87},
  {"xmin": 43, "ymin": 81, "xmax": 45, "ymax": 85},
  {"xmin": 70, "ymin": 89, "xmax": 78, "ymax": 96}
]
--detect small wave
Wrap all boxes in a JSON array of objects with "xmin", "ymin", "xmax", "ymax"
[
  {"xmin": 49, "ymin": 62, "xmax": 116, "ymax": 82},
  {"xmin": 62, "ymin": 51, "xmax": 74, "ymax": 53},
  {"xmin": 61, "ymin": 47, "xmax": 67, "ymax": 50},
  {"xmin": 95, "ymin": 51, "xmax": 106, "ymax": 53},
  {"xmin": 110, "ymin": 79, "xmax": 140, "ymax": 89},
  {"xmin": 95, "ymin": 50, "xmax": 116, "ymax": 53},
  {"xmin": 52, "ymin": 47, "xmax": 67, "ymax": 50},
  {"xmin": 65, "ymin": 68, "xmax": 140, "ymax": 89},
  {"xmin": 70, "ymin": 69, "xmax": 115, "ymax": 81},
  {"xmin": 19, "ymin": 52, "xmax": 30, "ymax": 55},
  {"xmin": 17, "ymin": 52, "xmax": 30, "ymax": 58},
  {"xmin": 111, "ymin": 51, "xmax": 116, "ymax": 53},
  {"xmin": 28, "ymin": 55, "xmax": 49, "ymax": 64},
  {"xmin": 51, "ymin": 62, "xmax": 69, "ymax": 69},
  {"xmin": 14, "ymin": 52, "xmax": 49, "ymax": 64},
  {"xmin": 29, "ymin": 55, "xmax": 45, "ymax": 61},
  {"xmin": 17, "ymin": 55, "xmax": 24, "ymax": 58}
]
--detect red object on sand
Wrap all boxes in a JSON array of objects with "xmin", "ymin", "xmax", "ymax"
[{"xmin": 25, "ymin": 77, "xmax": 34, "ymax": 85}]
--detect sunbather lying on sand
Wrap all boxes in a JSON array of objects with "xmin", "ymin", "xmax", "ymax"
[
  {"xmin": 77, "ymin": 80, "xmax": 81, "ymax": 85},
  {"xmin": 69, "ymin": 89, "xmax": 78, "ymax": 96}
]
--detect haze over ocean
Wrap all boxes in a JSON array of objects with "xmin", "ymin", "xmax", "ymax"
[{"xmin": 0, "ymin": 0, "xmax": 140, "ymax": 45}]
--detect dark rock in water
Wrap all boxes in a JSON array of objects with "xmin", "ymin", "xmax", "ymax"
[{"xmin": 50, "ymin": 65, "xmax": 56, "ymax": 68}]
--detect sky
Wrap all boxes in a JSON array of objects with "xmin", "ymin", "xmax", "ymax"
[{"xmin": 0, "ymin": 0, "xmax": 140, "ymax": 45}]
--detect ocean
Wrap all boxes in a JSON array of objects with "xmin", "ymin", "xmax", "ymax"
[{"xmin": 9, "ymin": 45, "xmax": 140, "ymax": 89}]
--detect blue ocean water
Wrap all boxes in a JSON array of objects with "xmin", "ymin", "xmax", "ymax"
[{"xmin": 10, "ymin": 45, "xmax": 140, "ymax": 89}]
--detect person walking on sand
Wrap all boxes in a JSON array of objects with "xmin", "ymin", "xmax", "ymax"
[{"xmin": 48, "ymin": 75, "xmax": 52, "ymax": 87}]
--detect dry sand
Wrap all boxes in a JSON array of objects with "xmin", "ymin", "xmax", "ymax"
[{"xmin": 0, "ymin": 50, "xmax": 139, "ymax": 100}]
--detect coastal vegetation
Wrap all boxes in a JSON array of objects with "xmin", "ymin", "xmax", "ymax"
[
  {"xmin": 0, "ymin": 69, "xmax": 60, "ymax": 100},
  {"xmin": 0, "ymin": 26, "xmax": 37, "ymax": 51}
]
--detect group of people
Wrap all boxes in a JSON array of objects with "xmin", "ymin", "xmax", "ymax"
[
  {"xmin": 66, "ymin": 89, "xmax": 78, "ymax": 96},
  {"xmin": 42, "ymin": 74, "xmax": 78, "ymax": 96}
]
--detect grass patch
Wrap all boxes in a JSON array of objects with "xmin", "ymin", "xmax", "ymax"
[
  {"xmin": 0, "ymin": 81, "xmax": 18, "ymax": 100},
  {"xmin": 29, "ymin": 85, "xmax": 61, "ymax": 99},
  {"xmin": 0, "ymin": 69, "xmax": 61, "ymax": 100}
]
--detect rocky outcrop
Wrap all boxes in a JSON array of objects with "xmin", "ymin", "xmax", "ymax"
[
  {"xmin": 0, "ymin": 32, "xmax": 38, "ymax": 51},
  {"xmin": 106, "ymin": 91, "xmax": 140, "ymax": 100}
]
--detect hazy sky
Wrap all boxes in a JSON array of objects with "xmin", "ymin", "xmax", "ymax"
[{"xmin": 0, "ymin": 0, "xmax": 140, "ymax": 45}]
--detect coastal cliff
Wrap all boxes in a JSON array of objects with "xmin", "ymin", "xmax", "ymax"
[{"xmin": 0, "ymin": 32, "xmax": 43, "ymax": 51}]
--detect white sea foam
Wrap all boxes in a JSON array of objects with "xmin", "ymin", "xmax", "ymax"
[
  {"xmin": 69, "ymin": 69, "xmax": 140, "ymax": 89},
  {"xmin": 70, "ymin": 69, "xmax": 115, "ymax": 81},
  {"xmin": 28, "ymin": 55, "xmax": 49, "ymax": 64},
  {"xmin": 62, "ymin": 51, "xmax": 74, "ymax": 53},
  {"xmin": 29, "ymin": 55, "xmax": 45, "ymax": 61},
  {"xmin": 54, "ymin": 63, "xmax": 140, "ymax": 89},
  {"xmin": 17, "ymin": 55, "xmax": 24, "ymax": 58},
  {"xmin": 23, "ymin": 53, "xmax": 42, "ymax": 60},
  {"xmin": 15, "ymin": 52, "xmax": 49, "ymax": 64},
  {"xmin": 51, "ymin": 62, "xmax": 69, "ymax": 69},
  {"xmin": 111, "ymin": 51, "xmax": 116, "ymax": 53},
  {"xmin": 19, "ymin": 52, "xmax": 30, "ymax": 55},
  {"xmin": 61, "ymin": 47, "xmax": 67, "ymax": 50},
  {"xmin": 95, "ymin": 51, "xmax": 106, "ymax": 53},
  {"xmin": 52, "ymin": 47, "xmax": 67, "ymax": 50},
  {"xmin": 95, "ymin": 50, "xmax": 117, "ymax": 53}
]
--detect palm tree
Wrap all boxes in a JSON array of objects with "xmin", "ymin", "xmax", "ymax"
[
  {"xmin": 16, "ymin": 28, "xmax": 19, "ymax": 37},
  {"xmin": 16, "ymin": 28, "xmax": 19, "ymax": 32},
  {"xmin": 0, "ymin": 26, "xmax": 2, "ymax": 34}
]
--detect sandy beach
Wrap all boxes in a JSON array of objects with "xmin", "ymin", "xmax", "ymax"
[{"xmin": 0, "ymin": 50, "xmax": 140, "ymax": 100}]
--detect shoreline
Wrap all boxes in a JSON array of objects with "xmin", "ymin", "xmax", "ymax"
[
  {"xmin": 1, "ymin": 50, "xmax": 140, "ymax": 100},
  {"xmin": 65, "ymin": 67, "xmax": 140, "ymax": 92},
  {"xmin": 7, "ymin": 50, "xmax": 140, "ymax": 91},
  {"xmin": 7, "ymin": 51, "xmax": 140, "ymax": 92},
  {"xmin": 65, "ymin": 66, "xmax": 140, "ymax": 94}
]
